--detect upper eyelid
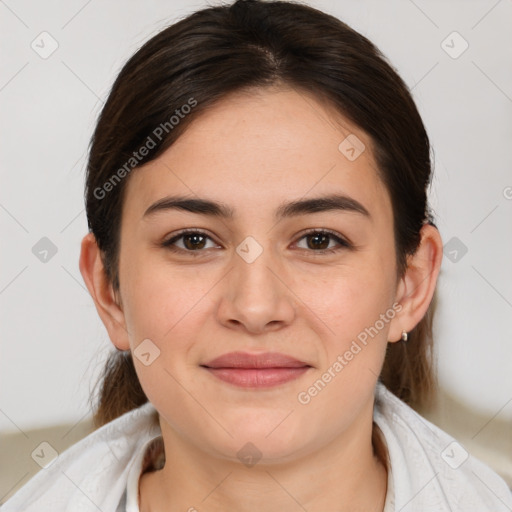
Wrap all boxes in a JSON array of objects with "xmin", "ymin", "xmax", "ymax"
[{"xmin": 164, "ymin": 228, "xmax": 219, "ymax": 245}]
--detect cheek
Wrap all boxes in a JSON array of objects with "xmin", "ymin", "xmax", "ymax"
[
  {"xmin": 294, "ymin": 260, "xmax": 394, "ymax": 339},
  {"xmin": 294, "ymin": 263, "xmax": 395, "ymax": 412},
  {"xmin": 120, "ymin": 255, "xmax": 215, "ymax": 348},
  {"xmin": 121, "ymin": 262, "xmax": 216, "ymax": 418}
]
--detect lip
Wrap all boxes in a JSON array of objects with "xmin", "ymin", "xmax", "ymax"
[
  {"xmin": 201, "ymin": 351, "xmax": 312, "ymax": 388},
  {"xmin": 204, "ymin": 351, "xmax": 309, "ymax": 369}
]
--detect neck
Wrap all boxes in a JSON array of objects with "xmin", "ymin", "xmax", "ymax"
[{"xmin": 139, "ymin": 401, "xmax": 388, "ymax": 511}]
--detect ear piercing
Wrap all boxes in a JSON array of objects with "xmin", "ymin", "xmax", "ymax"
[{"xmin": 401, "ymin": 330, "xmax": 408, "ymax": 342}]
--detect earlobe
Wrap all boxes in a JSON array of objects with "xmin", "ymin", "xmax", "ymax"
[
  {"xmin": 78, "ymin": 233, "xmax": 131, "ymax": 351},
  {"xmin": 388, "ymin": 224, "xmax": 443, "ymax": 343}
]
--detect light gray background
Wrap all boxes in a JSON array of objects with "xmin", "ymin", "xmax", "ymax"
[{"xmin": 1, "ymin": 0, "xmax": 511, "ymax": 437}]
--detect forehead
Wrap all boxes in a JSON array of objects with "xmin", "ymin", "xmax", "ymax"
[{"xmin": 124, "ymin": 86, "xmax": 392, "ymax": 224}]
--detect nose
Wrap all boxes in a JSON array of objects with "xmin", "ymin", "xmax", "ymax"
[{"xmin": 216, "ymin": 241, "xmax": 297, "ymax": 334}]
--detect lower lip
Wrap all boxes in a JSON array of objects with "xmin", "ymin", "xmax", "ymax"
[{"xmin": 204, "ymin": 367, "xmax": 310, "ymax": 388}]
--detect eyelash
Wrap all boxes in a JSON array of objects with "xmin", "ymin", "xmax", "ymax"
[{"xmin": 160, "ymin": 228, "xmax": 352, "ymax": 257}]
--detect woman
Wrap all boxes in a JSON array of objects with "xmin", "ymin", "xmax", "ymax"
[{"xmin": 4, "ymin": 0, "xmax": 511, "ymax": 510}]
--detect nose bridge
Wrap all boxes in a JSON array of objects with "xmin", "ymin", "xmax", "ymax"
[{"xmin": 233, "ymin": 235, "xmax": 282, "ymax": 298}]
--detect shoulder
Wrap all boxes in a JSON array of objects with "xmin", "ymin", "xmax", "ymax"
[
  {"xmin": 374, "ymin": 381, "xmax": 512, "ymax": 512},
  {"xmin": 1, "ymin": 401, "xmax": 161, "ymax": 512}
]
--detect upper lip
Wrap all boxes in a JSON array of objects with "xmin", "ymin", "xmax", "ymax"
[{"xmin": 202, "ymin": 351, "xmax": 310, "ymax": 369}]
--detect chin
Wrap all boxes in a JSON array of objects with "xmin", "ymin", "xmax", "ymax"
[{"xmin": 202, "ymin": 423, "xmax": 308, "ymax": 465}]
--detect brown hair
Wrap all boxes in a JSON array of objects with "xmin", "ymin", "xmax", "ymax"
[{"xmin": 85, "ymin": 0, "xmax": 438, "ymax": 466}]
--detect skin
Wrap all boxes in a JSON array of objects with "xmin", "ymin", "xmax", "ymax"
[{"xmin": 80, "ymin": 86, "xmax": 443, "ymax": 511}]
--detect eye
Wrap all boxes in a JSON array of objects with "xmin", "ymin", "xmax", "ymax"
[
  {"xmin": 161, "ymin": 229, "xmax": 219, "ymax": 255},
  {"xmin": 294, "ymin": 229, "xmax": 352, "ymax": 254},
  {"xmin": 161, "ymin": 228, "xmax": 352, "ymax": 256}
]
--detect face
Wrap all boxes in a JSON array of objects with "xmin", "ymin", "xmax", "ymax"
[{"xmin": 116, "ymin": 86, "xmax": 402, "ymax": 463}]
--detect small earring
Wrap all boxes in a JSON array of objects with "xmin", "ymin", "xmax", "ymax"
[{"xmin": 401, "ymin": 330, "xmax": 408, "ymax": 342}]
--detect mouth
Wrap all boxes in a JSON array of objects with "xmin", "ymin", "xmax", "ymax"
[{"xmin": 200, "ymin": 351, "xmax": 312, "ymax": 388}]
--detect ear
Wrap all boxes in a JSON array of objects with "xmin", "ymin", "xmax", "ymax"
[
  {"xmin": 79, "ymin": 232, "xmax": 131, "ymax": 351},
  {"xmin": 388, "ymin": 224, "xmax": 443, "ymax": 343}
]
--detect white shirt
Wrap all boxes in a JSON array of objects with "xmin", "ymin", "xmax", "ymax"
[{"xmin": 3, "ymin": 381, "xmax": 511, "ymax": 511}]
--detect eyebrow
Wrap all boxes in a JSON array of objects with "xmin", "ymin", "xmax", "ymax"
[{"xmin": 143, "ymin": 193, "xmax": 371, "ymax": 220}]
